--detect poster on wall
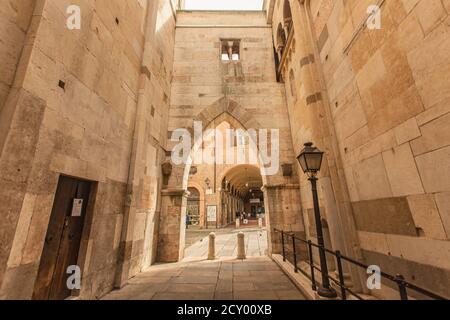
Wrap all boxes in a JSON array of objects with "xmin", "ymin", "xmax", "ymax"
[{"xmin": 207, "ymin": 205, "xmax": 217, "ymax": 222}]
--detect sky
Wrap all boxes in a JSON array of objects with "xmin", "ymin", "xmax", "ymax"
[{"xmin": 184, "ymin": 0, "xmax": 264, "ymax": 11}]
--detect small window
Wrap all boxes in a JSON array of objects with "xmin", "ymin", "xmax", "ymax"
[{"xmin": 221, "ymin": 40, "xmax": 240, "ymax": 61}]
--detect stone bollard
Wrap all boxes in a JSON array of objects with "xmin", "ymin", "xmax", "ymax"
[
  {"xmin": 258, "ymin": 217, "xmax": 263, "ymax": 228},
  {"xmin": 237, "ymin": 232, "xmax": 246, "ymax": 260},
  {"xmin": 208, "ymin": 232, "xmax": 216, "ymax": 260},
  {"xmin": 236, "ymin": 218, "xmax": 240, "ymax": 229}
]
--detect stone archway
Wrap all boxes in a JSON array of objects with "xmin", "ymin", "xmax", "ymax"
[
  {"xmin": 181, "ymin": 98, "xmax": 270, "ymax": 191},
  {"xmin": 219, "ymin": 164, "xmax": 265, "ymax": 226},
  {"xmin": 157, "ymin": 98, "xmax": 305, "ymax": 263},
  {"xmin": 194, "ymin": 97, "xmax": 262, "ymax": 139}
]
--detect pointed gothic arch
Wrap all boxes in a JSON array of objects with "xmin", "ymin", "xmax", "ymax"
[
  {"xmin": 182, "ymin": 97, "xmax": 269, "ymax": 191},
  {"xmin": 193, "ymin": 97, "xmax": 263, "ymax": 131}
]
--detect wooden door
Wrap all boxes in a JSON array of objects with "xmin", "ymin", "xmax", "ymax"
[{"xmin": 32, "ymin": 176, "xmax": 92, "ymax": 300}]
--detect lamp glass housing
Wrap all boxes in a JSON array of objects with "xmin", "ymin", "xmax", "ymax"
[{"xmin": 297, "ymin": 142, "xmax": 324, "ymax": 176}]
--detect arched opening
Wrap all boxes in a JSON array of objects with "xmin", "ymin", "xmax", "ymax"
[
  {"xmin": 180, "ymin": 100, "xmax": 272, "ymax": 192},
  {"xmin": 181, "ymin": 111, "xmax": 271, "ymax": 260},
  {"xmin": 283, "ymin": 0, "xmax": 293, "ymax": 34},
  {"xmin": 158, "ymin": 98, "xmax": 298, "ymax": 265},
  {"xmin": 186, "ymin": 186, "xmax": 201, "ymax": 227},
  {"xmin": 220, "ymin": 165, "xmax": 265, "ymax": 228},
  {"xmin": 185, "ymin": 162, "xmax": 268, "ymax": 260}
]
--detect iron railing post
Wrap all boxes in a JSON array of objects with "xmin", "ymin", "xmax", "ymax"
[
  {"xmin": 395, "ymin": 274, "xmax": 408, "ymax": 300},
  {"xmin": 292, "ymin": 235, "xmax": 298, "ymax": 273},
  {"xmin": 307, "ymin": 240, "xmax": 317, "ymax": 291},
  {"xmin": 273, "ymin": 229, "xmax": 444, "ymax": 300},
  {"xmin": 336, "ymin": 250, "xmax": 347, "ymax": 300}
]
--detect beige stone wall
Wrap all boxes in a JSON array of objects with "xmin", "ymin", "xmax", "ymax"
[
  {"xmin": 0, "ymin": 0, "xmax": 176, "ymax": 299},
  {"xmin": 271, "ymin": 0, "xmax": 450, "ymax": 298},
  {"xmin": 169, "ymin": 11, "xmax": 295, "ymax": 181},
  {"xmin": 270, "ymin": 0, "xmax": 361, "ymax": 287},
  {"xmin": 117, "ymin": 0, "xmax": 176, "ymax": 286},
  {"xmin": 0, "ymin": 0, "xmax": 36, "ymax": 152},
  {"xmin": 0, "ymin": 0, "xmax": 35, "ymax": 108}
]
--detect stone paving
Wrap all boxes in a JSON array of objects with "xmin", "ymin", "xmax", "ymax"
[
  {"xmin": 102, "ymin": 227, "xmax": 305, "ymax": 300},
  {"xmin": 102, "ymin": 257, "xmax": 306, "ymax": 300},
  {"xmin": 185, "ymin": 229, "xmax": 214, "ymax": 248},
  {"xmin": 184, "ymin": 227, "xmax": 268, "ymax": 259}
]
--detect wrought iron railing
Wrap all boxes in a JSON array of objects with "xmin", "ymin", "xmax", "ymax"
[{"xmin": 273, "ymin": 228, "xmax": 447, "ymax": 300}]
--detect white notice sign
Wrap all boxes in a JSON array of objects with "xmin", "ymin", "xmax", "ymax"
[
  {"xmin": 207, "ymin": 205, "xmax": 217, "ymax": 222},
  {"xmin": 71, "ymin": 199, "xmax": 83, "ymax": 217}
]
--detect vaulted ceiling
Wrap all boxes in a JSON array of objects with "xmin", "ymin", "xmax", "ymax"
[{"xmin": 223, "ymin": 164, "xmax": 263, "ymax": 198}]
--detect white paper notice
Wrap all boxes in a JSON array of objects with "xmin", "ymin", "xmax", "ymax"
[
  {"xmin": 71, "ymin": 199, "xmax": 83, "ymax": 217},
  {"xmin": 207, "ymin": 205, "xmax": 217, "ymax": 222}
]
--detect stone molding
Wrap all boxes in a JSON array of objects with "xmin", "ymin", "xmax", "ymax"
[{"xmin": 161, "ymin": 188, "xmax": 189, "ymax": 197}]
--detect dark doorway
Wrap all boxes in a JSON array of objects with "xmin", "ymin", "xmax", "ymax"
[{"xmin": 32, "ymin": 175, "xmax": 93, "ymax": 300}]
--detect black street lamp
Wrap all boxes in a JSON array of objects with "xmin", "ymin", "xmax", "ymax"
[{"xmin": 297, "ymin": 142, "xmax": 337, "ymax": 298}]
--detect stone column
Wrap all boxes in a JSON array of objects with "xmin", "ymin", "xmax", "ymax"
[
  {"xmin": 227, "ymin": 41, "xmax": 234, "ymax": 60},
  {"xmin": 114, "ymin": 0, "xmax": 161, "ymax": 288},
  {"xmin": 208, "ymin": 233, "xmax": 216, "ymax": 260},
  {"xmin": 156, "ymin": 189, "xmax": 188, "ymax": 262},
  {"xmin": 283, "ymin": 19, "xmax": 292, "ymax": 41},
  {"xmin": 294, "ymin": 0, "xmax": 364, "ymax": 291},
  {"xmin": 237, "ymin": 232, "xmax": 246, "ymax": 260},
  {"xmin": 178, "ymin": 0, "xmax": 186, "ymax": 10},
  {"xmin": 233, "ymin": 196, "xmax": 237, "ymax": 224},
  {"xmin": 276, "ymin": 45, "xmax": 284, "ymax": 62},
  {"xmin": 262, "ymin": 184, "xmax": 306, "ymax": 257}
]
